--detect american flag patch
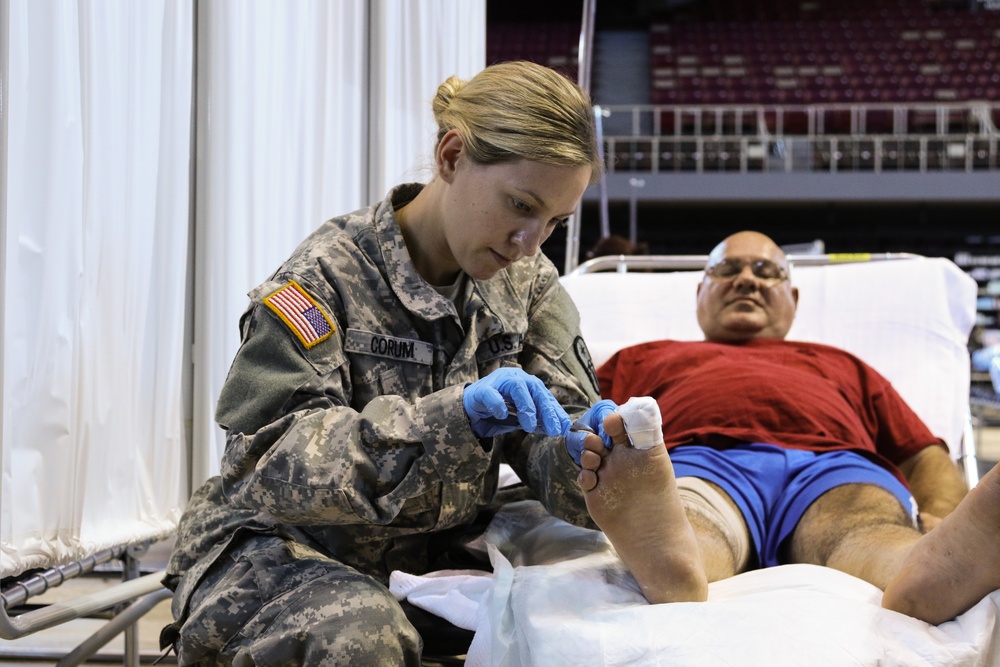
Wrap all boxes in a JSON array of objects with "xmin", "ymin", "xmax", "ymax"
[{"xmin": 263, "ymin": 281, "xmax": 334, "ymax": 349}]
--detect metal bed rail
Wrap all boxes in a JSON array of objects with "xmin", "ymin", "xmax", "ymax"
[{"xmin": 566, "ymin": 251, "xmax": 924, "ymax": 276}]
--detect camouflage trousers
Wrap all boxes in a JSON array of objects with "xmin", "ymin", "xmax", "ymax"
[{"xmin": 163, "ymin": 533, "xmax": 422, "ymax": 666}]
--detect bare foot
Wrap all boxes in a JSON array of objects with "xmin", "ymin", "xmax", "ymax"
[
  {"xmin": 882, "ymin": 463, "xmax": 1000, "ymax": 624},
  {"xmin": 577, "ymin": 413, "xmax": 708, "ymax": 604}
]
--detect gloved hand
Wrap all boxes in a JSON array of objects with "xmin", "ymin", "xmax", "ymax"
[
  {"xmin": 564, "ymin": 399, "xmax": 618, "ymax": 466},
  {"xmin": 463, "ymin": 367, "xmax": 572, "ymax": 439}
]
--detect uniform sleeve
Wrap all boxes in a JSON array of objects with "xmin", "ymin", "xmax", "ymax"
[
  {"xmin": 502, "ymin": 265, "xmax": 602, "ymax": 527},
  {"xmin": 217, "ymin": 300, "xmax": 492, "ymax": 527}
]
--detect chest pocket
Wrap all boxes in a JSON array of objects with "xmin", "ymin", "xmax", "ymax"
[
  {"xmin": 375, "ymin": 367, "xmax": 406, "ymax": 397},
  {"xmin": 344, "ymin": 328, "xmax": 434, "ymax": 404}
]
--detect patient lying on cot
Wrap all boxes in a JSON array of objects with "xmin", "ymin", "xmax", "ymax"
[{"xmin": 566, "ymin": 230, "xmax": 1000, "ymax": 625}]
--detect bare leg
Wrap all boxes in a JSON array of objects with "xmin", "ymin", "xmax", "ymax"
[
  {"xmin": 789, "ymin": 483, "xmax": 920, "ymax": 590},
  {"xmin": 577, "ymin": 413, "xmax": 708, "ymax": 603},
  {"xmin": 882, "ymin": 463, "xmax": 1000, "ymax": 624}
]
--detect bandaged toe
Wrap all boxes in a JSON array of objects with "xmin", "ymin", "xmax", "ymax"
[{"xmin": 615, "ymin": 396, "xmax": 662, "ymax": 450}]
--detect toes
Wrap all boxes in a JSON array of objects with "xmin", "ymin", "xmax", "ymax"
[
  {"xmin": 582, "ymin": 432, "xmax": 608, "ymax": 456},
  {"xmin": 580, "ymin": 449, "xmax": 602, "ymax": 471},
  {"xmin": 602, "ymin": 413, "xmax": 629, "ymax": 446},
  {"xmin": 578, "ymin": 468, "xmax": 598, "ymax": 492}
]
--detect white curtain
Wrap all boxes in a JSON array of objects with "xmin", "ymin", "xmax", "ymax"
[
  {"xmin": 0, "ymin": 0, "xmax": 486, "ymax": 580},
  {"xmin": 192, "ymin": 0, "xmax": 486, "ymax": 483},
  {"xmin": 1, "ymin": 0, "xmax": 191, "ymax": 578},
  {"xmin": 190, "ymin": 0, "xmax": 370, "ymax": 487},
  {"xmin": 367, "ymin": 0, "xmax": 487, "ymax": 200}
]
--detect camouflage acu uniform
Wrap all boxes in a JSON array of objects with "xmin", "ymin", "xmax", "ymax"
[{"xmin": 162, "ymin": 184, "xmax": 602, "ymax": 665}]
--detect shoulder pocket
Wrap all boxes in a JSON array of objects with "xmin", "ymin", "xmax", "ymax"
[
  {"xmin": 260, "ymin": 280, "xmax": 335, "ymax": 349},
  {"xmin": 216, "ymin": 306, "xmax": 345, "ymax": 433},
  {"xmin": 250, "ymin": 278, "xmax": 346, "ymax": 372}
]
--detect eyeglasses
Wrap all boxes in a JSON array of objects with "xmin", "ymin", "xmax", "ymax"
[{"xmin": 705, "ymin": 258, "xmax": 789, "ymax": 286}]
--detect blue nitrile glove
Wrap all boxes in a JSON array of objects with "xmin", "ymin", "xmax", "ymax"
[
  {"xmin": 463, "ymin": 367, "xmax": 572, "ymax": 439},
  {"xmin": 564, "ymin": 399, "xmax": 618, "ymax": 466}
]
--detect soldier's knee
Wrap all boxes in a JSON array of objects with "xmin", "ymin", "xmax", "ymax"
[{"xmin": 242, "ymin": 584, "xmax": 422, "ymax": 666}]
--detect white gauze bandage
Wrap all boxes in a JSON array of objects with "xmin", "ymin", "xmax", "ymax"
[
  {"xmin": 615, "ymin": 396, "xmax": 662, "ymax": 450},
  {"xmin": 676, "ymin": 476, "xmax": 751, "ymax": 572}
]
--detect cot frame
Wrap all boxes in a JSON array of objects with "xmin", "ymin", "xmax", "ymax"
[{"xmin": 0, "ymin": 543, "xmax": 171, "ymax": 666}]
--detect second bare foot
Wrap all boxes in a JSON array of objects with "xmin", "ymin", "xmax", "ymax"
[{"xmin": 882, "ymin": 463, "xmax": 1000, "ymax": 624}]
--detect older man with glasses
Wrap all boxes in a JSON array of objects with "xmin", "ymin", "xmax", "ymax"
[{"xmin": 566, "ymin": 230, "xmax": 1000, "ymax": 626}]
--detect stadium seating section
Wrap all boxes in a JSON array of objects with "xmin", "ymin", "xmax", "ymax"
[
  {"xmin": 650, "ymin": 0, "xmax": 999, "ymax": 107},
  {"xmin": 486, "ymin": 1, "xmax": 999, "ymax": 172},
  {"xmin": 487, "ymin": 20, "xmax": 580, "ymax": 82}
]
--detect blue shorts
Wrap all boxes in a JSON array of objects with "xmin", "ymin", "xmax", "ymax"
[{"xmin": 670, "ymin": 443, "xmax": 918, "ymax": 568}]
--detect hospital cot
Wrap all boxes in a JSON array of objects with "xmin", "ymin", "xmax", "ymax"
[{"xmin": 396, "ymin": 253, "xmax": 1000, "ymax": 667}]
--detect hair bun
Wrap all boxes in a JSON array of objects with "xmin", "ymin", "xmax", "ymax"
[{"xmin": 433, "ymin": 75, "xmax": 465, "ymax": 121}]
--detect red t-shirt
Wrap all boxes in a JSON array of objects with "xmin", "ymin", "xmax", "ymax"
[{"xmin": 597, "ymin": 338, "xmax": 944, "ymax": 483}]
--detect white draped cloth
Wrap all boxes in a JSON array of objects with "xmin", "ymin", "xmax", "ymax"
[{"xmin": 392, "ymin": 500, "xmax": 1000, "ymax": 667}]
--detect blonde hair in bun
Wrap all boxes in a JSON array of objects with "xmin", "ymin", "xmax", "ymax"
[{"xmin": 432, "ymin": 61, "xmax": 603, "ymax": 183}]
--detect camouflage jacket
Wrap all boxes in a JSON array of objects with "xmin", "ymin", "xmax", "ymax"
[{"xmin": 167, "ymin": 184, "xmax": 601, "ymax": 589}]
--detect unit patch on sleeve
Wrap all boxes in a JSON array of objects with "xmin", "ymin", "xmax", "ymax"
[
  {"xmin": 574, "ymin": 335, "xmax": 600, "ymax": 394},
  {"xmin": 263, "ymin": 280, "xmax": 335, "ymax": 349}
]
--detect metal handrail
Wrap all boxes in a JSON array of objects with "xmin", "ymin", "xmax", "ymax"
[
  {"xmin": 603, "ymin": 133, "xmax": 999, "ymax": 174},
  {"xmin": 599, "ymin": 101, "xmax": 1000, "ymax": 139}
]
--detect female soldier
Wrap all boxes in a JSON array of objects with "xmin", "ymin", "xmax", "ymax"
[{"xmin": 161, "ymin": 61, "xmax": 605, "ymax": 665}]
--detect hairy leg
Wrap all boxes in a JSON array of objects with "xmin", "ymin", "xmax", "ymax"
[
  {"xmin": 788, "ymin": 483, "xmax": 919, "ymax": 590},
  {"xmin": 882, "ymin": 463, "xmax": 1000, "ymax": 624},
  {"xmin": 577, "ymin": 413, "xmax": 708, "ymax": 603}
]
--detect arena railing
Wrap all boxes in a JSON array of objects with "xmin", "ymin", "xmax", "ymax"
[{"xmin": 597, "ymin": 101, "xmax": 1000, "ymax": 174}]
